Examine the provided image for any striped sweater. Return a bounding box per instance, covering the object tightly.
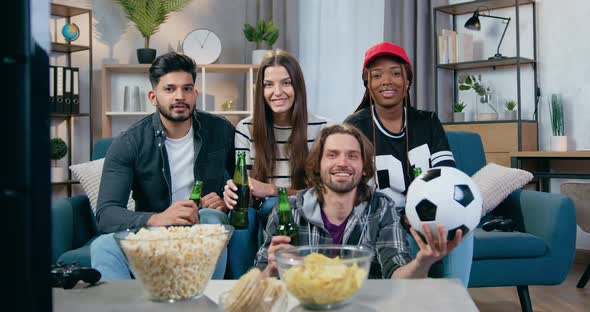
[234,113,332,188]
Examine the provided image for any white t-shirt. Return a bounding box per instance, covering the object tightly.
[165,127,195,202]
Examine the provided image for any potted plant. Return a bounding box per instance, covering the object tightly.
[50,137,68,182]
[503,99,517,120]
[459,74,498,121]
[116,0,193,64]
[453,101,467,122]
[549,93,567,151]
[243,19,279,64]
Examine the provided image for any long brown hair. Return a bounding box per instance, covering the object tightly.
[305,124,376,206]
[252,50,309,189]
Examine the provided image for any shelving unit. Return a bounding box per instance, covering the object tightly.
[101,64,258,137]
[50,3,93,196]
[433,0,538,167]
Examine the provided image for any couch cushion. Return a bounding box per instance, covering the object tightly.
[56,236,97,267]
[69,158,135,215]
[473,228,547,260]
[472,163,533,216]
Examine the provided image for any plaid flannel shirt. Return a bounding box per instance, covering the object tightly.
[254,188,413,278]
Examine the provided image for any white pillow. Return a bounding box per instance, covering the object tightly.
[69,158,135,214]
[472,163,533,216]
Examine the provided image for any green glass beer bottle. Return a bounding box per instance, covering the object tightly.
[413,167,423,178]
[189,180,203,207]
[276,187,298,245]
[230,152,250,229]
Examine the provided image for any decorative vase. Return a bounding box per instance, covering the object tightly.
[550,135,568,151]
[504,110,517,120]
[137,48,156,64]
[51,166,65,182]
[252,49,270,64]
[477,94,498,121]
[453,112,465,122]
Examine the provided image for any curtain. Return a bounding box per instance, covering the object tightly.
[298,0,385,122]
[384,0,448,112]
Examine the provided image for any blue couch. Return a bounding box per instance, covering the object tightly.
[51,138,237,276]
[447,131,576,312]
[51,139,112,267]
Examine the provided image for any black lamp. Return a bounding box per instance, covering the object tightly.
[464,8,511,60]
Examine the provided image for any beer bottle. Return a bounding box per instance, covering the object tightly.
[413,167,423,178]
[230,152,250,229]
[276,187,298,245]
[189,180,203,207]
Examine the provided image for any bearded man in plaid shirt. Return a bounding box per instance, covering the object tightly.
[254,124,464,279]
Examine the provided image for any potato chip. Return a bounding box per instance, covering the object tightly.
[283,252,367,305]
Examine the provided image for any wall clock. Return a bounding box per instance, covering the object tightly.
[182,28,222,65]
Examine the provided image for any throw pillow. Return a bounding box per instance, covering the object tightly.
[472,162,533,216]
[69,158,135,214]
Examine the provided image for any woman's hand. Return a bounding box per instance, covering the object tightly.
[223,179,239,210]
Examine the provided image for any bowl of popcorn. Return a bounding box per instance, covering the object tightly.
[275,245,373,310]
[114,224,232,302]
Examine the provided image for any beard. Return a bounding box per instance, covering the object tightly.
[156,99,194,122]
[321,171,362,194]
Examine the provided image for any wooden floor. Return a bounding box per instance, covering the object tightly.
[469,253,589,311]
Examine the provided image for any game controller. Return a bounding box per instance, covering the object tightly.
[482,217,516,232]
[50,263,101,289]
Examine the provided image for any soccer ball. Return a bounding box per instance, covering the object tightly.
[405,166,482,240]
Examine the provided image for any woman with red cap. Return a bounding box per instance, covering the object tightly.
[344,41,474,286]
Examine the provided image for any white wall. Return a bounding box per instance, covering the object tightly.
[451,0,590,250]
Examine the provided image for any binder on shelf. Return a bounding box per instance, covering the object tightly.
[71,67,80,114]
[56,66,64,113]
[64,67,72,114]
[49,66,56,113]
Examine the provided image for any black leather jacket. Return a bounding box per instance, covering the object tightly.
[96,110,235,233]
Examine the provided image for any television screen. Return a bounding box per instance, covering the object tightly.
[1,1,52,310]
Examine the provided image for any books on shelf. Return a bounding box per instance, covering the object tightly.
[49,65,80,114]
[438,29,474,64]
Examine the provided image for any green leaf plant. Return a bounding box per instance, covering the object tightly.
[50,138,68,161]
[243,19,279,49]
[116,0,193,49]
[549,94,565,136]
[453,101,467,113]
[504,99,517,111]
[459,74,496,113]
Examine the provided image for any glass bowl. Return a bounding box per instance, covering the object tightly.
[275,244,373,310]
[114,224,233,302]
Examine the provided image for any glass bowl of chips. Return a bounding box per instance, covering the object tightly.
[114,224,232,302]
[275,245,373,310]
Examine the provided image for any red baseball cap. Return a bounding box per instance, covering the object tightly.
[362,41,412,77]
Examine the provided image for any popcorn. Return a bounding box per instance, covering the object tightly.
[118,224,229,301]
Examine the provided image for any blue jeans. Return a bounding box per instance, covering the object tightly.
[406,230,474,286]
[258,197,279,248]
[225,207,259,279]
[90,208,229,280]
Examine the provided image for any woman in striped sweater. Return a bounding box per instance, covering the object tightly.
[222,50,330,277]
